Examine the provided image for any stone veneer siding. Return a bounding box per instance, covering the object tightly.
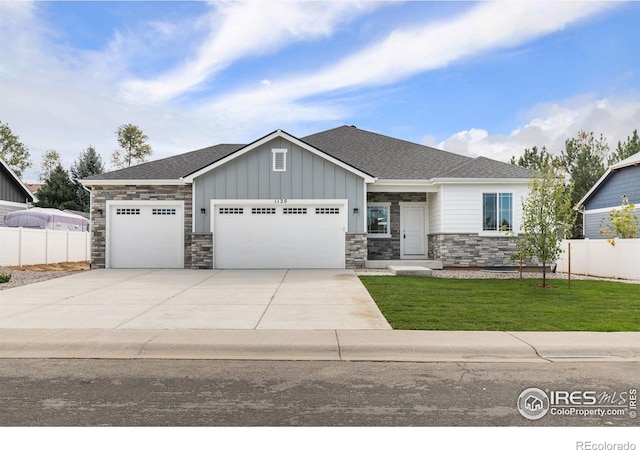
[428,233,524,267]
[345,232,367,269]
[191,232,213,269]
[90,184,193,268]
[366,192,427,260]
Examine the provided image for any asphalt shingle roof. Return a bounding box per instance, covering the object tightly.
[86,126,534,181]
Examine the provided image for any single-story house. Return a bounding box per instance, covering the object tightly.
[0,158,35,227]
[577,151,640,239]
[81,126,534,269]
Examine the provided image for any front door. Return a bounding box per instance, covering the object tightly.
[401,204,426,258]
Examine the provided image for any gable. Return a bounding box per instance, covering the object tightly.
[583,165,640,210]
[0,159,34,203]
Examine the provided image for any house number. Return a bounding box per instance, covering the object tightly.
[274,199,288,204]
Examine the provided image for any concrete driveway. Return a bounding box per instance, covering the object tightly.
[0,269,391,330]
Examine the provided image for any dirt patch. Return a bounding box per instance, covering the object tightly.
[7,261,90,272]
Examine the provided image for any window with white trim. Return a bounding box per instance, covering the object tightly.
[272,148,287,172]
[367,202,391,237]
[482,193,513,231]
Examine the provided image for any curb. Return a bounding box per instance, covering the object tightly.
[0,330,639,362]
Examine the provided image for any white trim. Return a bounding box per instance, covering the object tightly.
[81,179,188,186]
[366,202,391,238]
[183,129,376,183]
[582,205,628,215]
[271,148,287,172]
[368,183,439,193]
[105,200,185,269]
[0,159,35,202]
[0,199,29,208]
[399,202,428,259]
[434,178,531,185]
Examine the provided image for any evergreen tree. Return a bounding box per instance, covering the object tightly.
[36,164,78,210]
[70,146,105,212]
[509,146,557,172]
[608,129,640,166]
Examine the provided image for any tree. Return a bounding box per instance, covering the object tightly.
[36,164,78,210]
[599,196,638,244]
[509,146,557,172]
[111,124,152,169]
[70,146,105,213]
[608,129,640,166]
[40,149,62,181]
[519,165,575,287]
[0,121,32,177]
[559,131,608,238]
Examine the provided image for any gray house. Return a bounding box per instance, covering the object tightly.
[578,151,640,239]
[0,158,35,226]
[81,126,534,269]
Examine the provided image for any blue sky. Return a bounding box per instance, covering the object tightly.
[1,1,639,182]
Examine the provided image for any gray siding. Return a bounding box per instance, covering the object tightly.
[0,166,30,204]
[585,166,640,210]
[584,211,609,239]
[194,137,365,233]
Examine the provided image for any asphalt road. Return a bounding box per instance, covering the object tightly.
[0,359,638,427]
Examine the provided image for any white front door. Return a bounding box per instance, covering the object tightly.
[401,204,426,258]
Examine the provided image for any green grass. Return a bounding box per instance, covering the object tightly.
[359,276,640,331]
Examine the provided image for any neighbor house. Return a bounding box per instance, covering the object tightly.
[81,126,534,269]
[0,158,35,226]
[577,151,640,239]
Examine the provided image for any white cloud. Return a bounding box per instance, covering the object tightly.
[437,96,640,161]
[120,1,377,103]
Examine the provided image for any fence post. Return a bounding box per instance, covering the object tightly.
[66,230,70,263]
[567,241,571,289]
[18,227,23,267]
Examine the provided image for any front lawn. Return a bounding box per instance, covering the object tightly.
[359,276,640,331]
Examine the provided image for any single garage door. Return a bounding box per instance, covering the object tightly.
[213,200,346,269]
[108,201,184,268]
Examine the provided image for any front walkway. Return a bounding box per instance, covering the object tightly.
[0,269,391,330]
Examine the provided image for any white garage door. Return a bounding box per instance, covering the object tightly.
[213,200,346,269]
[108,201,184,268]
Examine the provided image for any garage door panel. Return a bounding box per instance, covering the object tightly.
[109,203,184,269]
[214,202,345,269]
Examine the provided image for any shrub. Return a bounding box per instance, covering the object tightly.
[0,272,11,283]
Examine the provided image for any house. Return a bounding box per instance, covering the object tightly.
[81,126,534,269]
[0,158,35,227]
[577,151,640,239]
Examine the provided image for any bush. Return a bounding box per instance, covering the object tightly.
[0,272,11,283]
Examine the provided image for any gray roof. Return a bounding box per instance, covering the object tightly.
[86,125,534,181]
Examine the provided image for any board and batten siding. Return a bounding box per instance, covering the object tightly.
[1,168,30,204]
[193,137,365,233]
[584,166,640,210]
[440,184,529,234]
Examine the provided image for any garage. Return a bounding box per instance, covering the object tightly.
[107,201,184,268]
[212,200,346,269]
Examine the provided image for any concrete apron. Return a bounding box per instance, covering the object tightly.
[0,269,391,331]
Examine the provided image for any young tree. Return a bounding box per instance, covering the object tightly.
[519,165,575,287]
[608,129,640,166]
[509,146,557,172]
[111,124,152,169]
[599,196,638,244]
[559,131,608,238]
[70,145,105,213]
[0,121,32,177]
[40,149,62,181]
[36,164,78,210]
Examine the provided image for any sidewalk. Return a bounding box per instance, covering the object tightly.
[1,329,638,362]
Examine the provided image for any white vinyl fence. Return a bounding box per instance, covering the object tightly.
[0,227,90,266]
[556,239,640,281]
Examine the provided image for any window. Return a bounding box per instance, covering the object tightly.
[483,193,512,231]
[272,148,287,172]
[367,203,390,237]
[315,207,340,215]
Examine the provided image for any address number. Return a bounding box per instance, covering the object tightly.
[274,199,288,204]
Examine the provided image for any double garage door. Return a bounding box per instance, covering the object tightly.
[107,200,346,269]
[213,200,346,269]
